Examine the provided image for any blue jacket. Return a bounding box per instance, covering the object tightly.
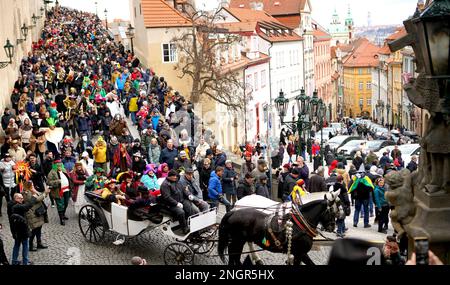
[159,147,178,169]
[214,153,227,167]
[151,115,160,130]
[374,186,388,208]
[116,75,126,90]
[141,174,160,190]
[208,171,223,200]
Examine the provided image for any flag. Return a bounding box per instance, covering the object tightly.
[348,175,374,194]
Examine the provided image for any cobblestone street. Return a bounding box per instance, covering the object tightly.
[0,190,392,265]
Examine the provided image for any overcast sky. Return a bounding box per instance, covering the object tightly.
[57,0,418,27]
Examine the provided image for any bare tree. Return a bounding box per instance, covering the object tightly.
[172,5,245,111]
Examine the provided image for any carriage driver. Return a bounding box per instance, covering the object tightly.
[160,170,197,234]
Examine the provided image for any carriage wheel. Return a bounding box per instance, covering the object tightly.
[186,226,218,254]
[164,242,195,265]
[78,204,108,243]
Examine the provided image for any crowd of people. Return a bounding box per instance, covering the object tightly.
[0,5,432,267]
[0,6,251,265]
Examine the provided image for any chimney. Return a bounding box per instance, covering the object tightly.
[250,2,264,11]
[220,0,231,8]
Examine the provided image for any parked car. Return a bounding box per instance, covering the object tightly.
[336,139,367,159]
[349,140,396,158]
[326,135,361,153]
[329,122,345,134]
[375,143,421,166]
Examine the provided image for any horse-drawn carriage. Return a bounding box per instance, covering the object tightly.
[76,189,218,265]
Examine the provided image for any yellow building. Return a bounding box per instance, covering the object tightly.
[380,28,407,127]
[342,38,380,118]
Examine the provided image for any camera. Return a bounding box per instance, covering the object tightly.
[414,237,429,265]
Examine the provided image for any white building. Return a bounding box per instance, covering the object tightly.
[217,6,304,141]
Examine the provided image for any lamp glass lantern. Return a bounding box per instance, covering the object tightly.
[40,7,45,16]
[21,23,29,39]
[127,24,135,37]
[32,14,38,25]
[3,39,15,63]
[413,0,450,78]
[309,90,320,119]
[275,90,289,120]
[295,88,308,115]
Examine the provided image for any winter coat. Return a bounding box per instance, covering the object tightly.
[8,147,27,162]
[406,160,418,172]
[240,161,255,180]
[148,143,161,164]
[70,169,88,202]
[23,190,46,230]
[222,167,237,195]
[335,168,351,189]
[214,153,227,167]
[296,165,310,189]
[159,147,178,169]
[141,174,160,190]
[47,169,73,199]
[0,159,17,188]
[208,171,223,200]
[374,186,389,208]
[160,179,186,208]
[93,145,107,163]
[179,175,203,200]
[199,166,212,191]
[255,183,270,199]
[237,180,254,200]
[173,157,192,172]
[8,200,35,240]
[283,174,298,198]
[307,174,327,193]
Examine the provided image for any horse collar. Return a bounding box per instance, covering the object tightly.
[291,208,318,238]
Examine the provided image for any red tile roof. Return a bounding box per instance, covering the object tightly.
[272,15,300,29]
[141,0,191,28]
[229,0,307,16]
[378,45,391,55]
[313,24,331,42]
[223,7,302,43]
[343,38,380,68]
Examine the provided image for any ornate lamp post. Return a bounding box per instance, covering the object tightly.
[386,102,391,127]
[16,23,29,45]
[377,100,385,125]
[0,39,15,69]
[386,0,450,264]
[359,99,363,117]
[275,88,315,161]
[104,9,108,30]
[127,24,135,54]
[397,103,403,128]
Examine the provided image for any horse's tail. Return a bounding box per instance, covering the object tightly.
[218,211,234,263]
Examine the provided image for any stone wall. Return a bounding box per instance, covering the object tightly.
[0,0,44,112]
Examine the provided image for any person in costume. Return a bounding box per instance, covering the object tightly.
[46,160,72,226]
[92,136,108,172]
[63,94,78,138]
[118,171,140,200]
[101,179,126,205]
[69,162,89,202]
[290,179,308,206]
[85,167,107,193]
[348,172,375,228]
[140,165,160,192]
[111,143,132,177]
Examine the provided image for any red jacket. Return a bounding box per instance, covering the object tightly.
[312,144,320,156]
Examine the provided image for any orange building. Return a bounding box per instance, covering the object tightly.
[342,38,380,118]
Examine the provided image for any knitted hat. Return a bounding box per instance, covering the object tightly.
[296,179,305,186]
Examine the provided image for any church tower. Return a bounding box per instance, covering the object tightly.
[345,5,354,41]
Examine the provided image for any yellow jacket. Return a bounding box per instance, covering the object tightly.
[129,97,138,112]
[93,145,107,163]
[291,185,306,204]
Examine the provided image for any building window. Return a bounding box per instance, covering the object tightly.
[261,70,266,88]
[162,43,177,63]
[366,82,371,89]
[246,74,253,90]
[359,98,364,107]
[358,68,363,75]
[367,99,372,106]
[139,4,142,15]
[134,6,137,17]
[367,68,371,74]
[359,81,363,90]
[254,72,259,91]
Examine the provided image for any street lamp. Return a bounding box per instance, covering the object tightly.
[127,23,135,54]
[359,99,363,116]
[17,23,29,44]
[397,103,403,128]
[0,39,15,69]
[40,7,45,16]
[376,100,385,125]
[386,102,391,127]
[413,0,450,79]
[31,14,39,25]
[104,9,108,30]
[328,103,332,122]
[274,88,326,164]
